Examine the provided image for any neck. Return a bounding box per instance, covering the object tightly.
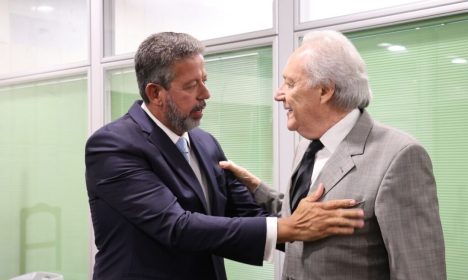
[146,102,185,136]
[304,106,351,140]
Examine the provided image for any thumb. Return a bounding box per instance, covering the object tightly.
[304,183,324,202]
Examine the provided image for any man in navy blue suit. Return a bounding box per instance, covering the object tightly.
[85,32,364,280]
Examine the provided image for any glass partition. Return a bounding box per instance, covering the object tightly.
[0,75,89,280]
[299,0,454,23]
[348,13,468,279]
[104,0,274,56]
[0,0,88,76]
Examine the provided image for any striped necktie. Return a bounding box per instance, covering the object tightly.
[176,137,190,162]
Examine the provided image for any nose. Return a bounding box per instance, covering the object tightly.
[199,83,210,100]
[274,85,285,102]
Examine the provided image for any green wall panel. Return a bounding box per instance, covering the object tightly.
[349,14,468,280]
[0,76,89,279]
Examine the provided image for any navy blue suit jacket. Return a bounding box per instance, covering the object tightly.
[85,101,269,280]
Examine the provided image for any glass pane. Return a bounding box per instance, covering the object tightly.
[108,67,138,121]
[348,13,468,279]
[0,75,89,279]
[0,0,88,76]
[300,0,433,22]
[104,0,274,56]
[203,47,273,186]
[108,46,274,279]
[205,46,274,280]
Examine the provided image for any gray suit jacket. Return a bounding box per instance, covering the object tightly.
[255,110,446,280]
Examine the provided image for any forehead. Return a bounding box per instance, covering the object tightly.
[283,50,307,79]
[172,54,206,76]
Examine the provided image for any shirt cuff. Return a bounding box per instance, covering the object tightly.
[263,217,277,262]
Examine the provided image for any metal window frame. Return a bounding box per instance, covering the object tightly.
[1,1,467,279]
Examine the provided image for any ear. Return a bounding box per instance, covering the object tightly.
[145,83,165,106]
[320,82,335,104]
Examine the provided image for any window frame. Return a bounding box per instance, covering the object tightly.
[0,0,467,279]
[294,0,468,33]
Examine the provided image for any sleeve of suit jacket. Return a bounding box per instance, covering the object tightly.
[253,183,284,215]
[375,143,446,279]
[85,123,267,265]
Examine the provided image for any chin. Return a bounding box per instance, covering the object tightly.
[287,119,297,131]
[185,118,201,131]
[287,123,298,131]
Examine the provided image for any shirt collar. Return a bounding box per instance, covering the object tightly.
[320,109,360,154]
[141,102,190,146]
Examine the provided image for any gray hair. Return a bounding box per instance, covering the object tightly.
[134,32,205,103]
[301,30,371,109]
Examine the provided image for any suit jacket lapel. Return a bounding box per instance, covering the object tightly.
[313,110,373,196]
[128,101,209,213]
[188,132,217,214]
[314,146,356,196]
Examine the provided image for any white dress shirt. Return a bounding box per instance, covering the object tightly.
[311,109,360,187]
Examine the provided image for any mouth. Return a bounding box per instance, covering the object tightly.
[190,102,206,119]
[284,105,292,113]
[194,102,206,112]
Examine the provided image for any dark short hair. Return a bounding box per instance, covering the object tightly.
[134,32,205,103]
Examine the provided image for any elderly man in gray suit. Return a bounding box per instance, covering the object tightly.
[220,30,446,279]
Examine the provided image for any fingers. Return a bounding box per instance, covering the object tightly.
[326,214,365,228]
[325,226,356,235]
[304,183,325,202]
[320,202,365,220]
[219,160,232,169]
[218,160,261,191]
[320,199,357,209]
[304,183,356,208]
[296,197,365,230]
[317,208,365,237]
[319,216,365,238]
[304,183,362,210]
[219,160,244,176]
[288,199,366,241]
[339,208,365,221]
[297,200,364,225]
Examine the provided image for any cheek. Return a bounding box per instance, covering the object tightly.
[173,95,194,111]
[290,101,308,126]
[288,95,301,112]
[287,89,303,105]
[179,100,192,110]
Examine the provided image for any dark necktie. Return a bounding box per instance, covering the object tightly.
[290,140,324,212]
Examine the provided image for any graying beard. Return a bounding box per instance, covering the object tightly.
[166,96,199,132]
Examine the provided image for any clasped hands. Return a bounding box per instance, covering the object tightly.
[219,160,365,243]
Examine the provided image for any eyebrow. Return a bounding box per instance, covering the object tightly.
[282,75,295,82]
[183,77,206,87]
